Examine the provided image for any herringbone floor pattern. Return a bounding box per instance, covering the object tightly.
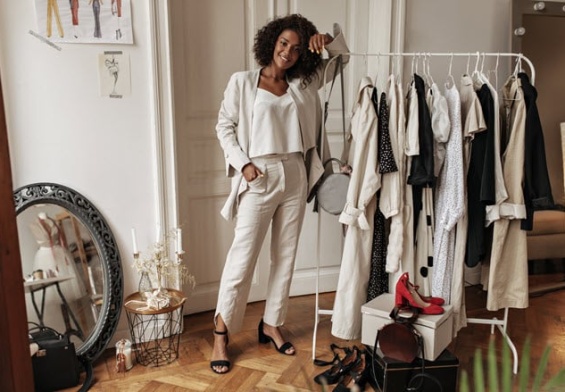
[69,272,565,391]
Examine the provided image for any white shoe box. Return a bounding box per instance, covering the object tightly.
[361,293,453,361]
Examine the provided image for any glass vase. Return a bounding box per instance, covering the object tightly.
[138,271,152,300]
[155,264,168,298]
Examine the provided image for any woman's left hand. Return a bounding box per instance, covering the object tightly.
[309,33,333,54]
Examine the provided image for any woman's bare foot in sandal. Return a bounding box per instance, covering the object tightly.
[210,316,230,374]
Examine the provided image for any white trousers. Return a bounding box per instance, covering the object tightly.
[215,153,307,333]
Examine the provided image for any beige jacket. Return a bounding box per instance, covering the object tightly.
[216,24,349,220]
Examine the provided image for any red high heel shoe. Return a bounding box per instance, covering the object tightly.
[408,281,445,306]
[395,273,444,315]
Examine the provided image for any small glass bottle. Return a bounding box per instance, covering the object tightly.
[138,271,152,300]
[115,339,133,371]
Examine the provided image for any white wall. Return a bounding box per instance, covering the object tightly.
[404,0,512,85]
[0,1,159,344]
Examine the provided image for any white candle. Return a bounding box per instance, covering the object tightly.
[131,228,138,254]
[156,224,161,243]
[177,228,183,253]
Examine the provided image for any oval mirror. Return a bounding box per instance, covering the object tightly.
[14,183,123,365]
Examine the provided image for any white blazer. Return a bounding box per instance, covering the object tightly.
[216,24,349,220]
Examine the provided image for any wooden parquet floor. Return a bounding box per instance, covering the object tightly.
[68,273,565,391]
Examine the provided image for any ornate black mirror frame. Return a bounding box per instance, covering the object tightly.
[13,182,123,364]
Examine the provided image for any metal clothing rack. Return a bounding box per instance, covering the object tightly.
[313,51,535,374]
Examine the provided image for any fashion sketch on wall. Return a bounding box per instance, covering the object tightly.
[98,51,130,98]
[34,0,133,44]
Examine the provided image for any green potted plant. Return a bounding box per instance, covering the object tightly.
[459,337,565,391]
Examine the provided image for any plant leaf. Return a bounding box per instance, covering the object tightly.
[518,336,531,392]
[460,370,470,392]
[532,345,551,391]
[488,338,499,392]
[474,348,486,392]
[543,369,565,391]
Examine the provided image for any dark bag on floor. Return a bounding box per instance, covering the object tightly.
[29,323,80,392]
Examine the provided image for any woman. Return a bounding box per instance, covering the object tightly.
[212,14,348,374]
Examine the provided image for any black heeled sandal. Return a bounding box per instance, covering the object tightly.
[332,350,369,392]
[314,345,359,385]
[210,330,231,374]
[258,319,295,355]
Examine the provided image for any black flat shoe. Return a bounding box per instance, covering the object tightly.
[314,345,359,385]
[258,319,295,355]
[210,330,231,374]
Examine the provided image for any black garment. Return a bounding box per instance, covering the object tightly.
[368,203,388,301]
[517,72,554,231]
[367,90,394,301]
[407,74,435,187]
[465,84,495,267]
[408,74,435,238]
[377,91,398,174]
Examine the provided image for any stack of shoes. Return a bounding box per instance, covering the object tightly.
[313,345,375,391]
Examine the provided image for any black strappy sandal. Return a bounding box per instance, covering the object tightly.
[258,319,295,355]
[313,345,359,385]
[210,330,231,374]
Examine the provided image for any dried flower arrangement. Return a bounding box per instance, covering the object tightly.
[131,227,196,300]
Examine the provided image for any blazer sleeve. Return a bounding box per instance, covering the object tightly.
[216,73,252,176]
[314,23,350,89]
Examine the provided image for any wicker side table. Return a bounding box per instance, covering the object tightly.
[124,289,185,367]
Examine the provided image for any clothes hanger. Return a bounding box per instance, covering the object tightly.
[445,53,455,89]
[407,54,417,91]
[479,52,488,79]
[425,53,435,87]
[421,53,428,84]
[487,53,500,90]
[375,53,381,92]
[471,51,485,84]
[395,54,403,86]
[503,54,523,101]
[389,53,397,85]
[465,53,471,76]
[513,54,524,76]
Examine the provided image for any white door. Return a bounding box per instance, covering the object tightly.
[169,0,397,314]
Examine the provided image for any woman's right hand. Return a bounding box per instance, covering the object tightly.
[242,163,264,182]
[309,33,333,54]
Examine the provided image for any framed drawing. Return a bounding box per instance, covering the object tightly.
[98,51,130,98]
[34,0,133,44]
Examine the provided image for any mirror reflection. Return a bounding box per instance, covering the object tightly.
[17,204,105,350]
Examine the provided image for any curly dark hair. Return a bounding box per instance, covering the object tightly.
[253,14,322,86]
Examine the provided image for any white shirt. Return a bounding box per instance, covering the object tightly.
[249,89,302,158]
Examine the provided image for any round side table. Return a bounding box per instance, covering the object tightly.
[124,289,186,367]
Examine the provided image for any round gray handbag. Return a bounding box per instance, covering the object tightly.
[317,158,351,215]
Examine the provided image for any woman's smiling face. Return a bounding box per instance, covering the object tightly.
[271,29,301,71]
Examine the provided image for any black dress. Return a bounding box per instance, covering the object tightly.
[367,90,397,301]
